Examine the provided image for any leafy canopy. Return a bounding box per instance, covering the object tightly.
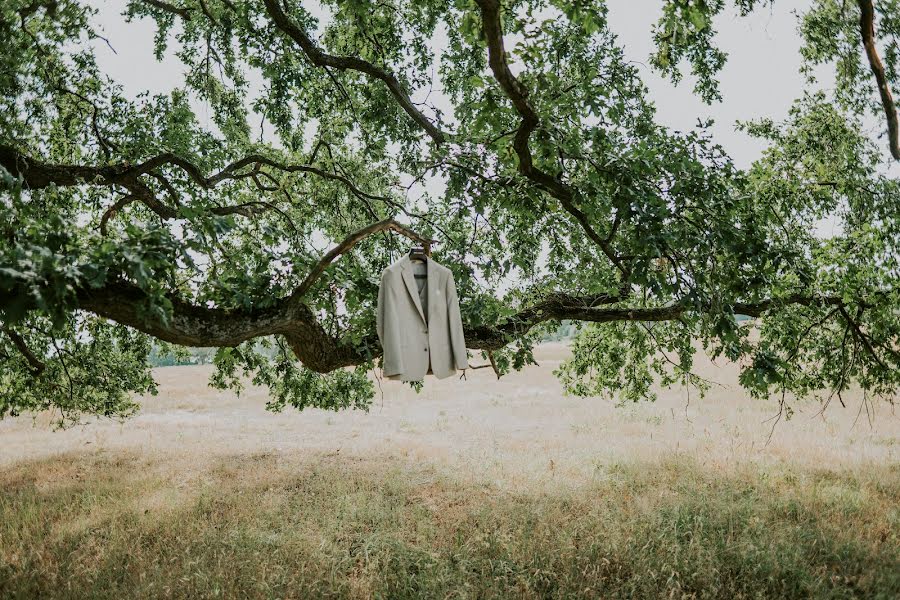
[1,0,898,425]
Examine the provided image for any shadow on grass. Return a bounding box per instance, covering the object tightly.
[1,450,898,599]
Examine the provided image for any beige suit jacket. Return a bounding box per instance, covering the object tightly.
[376,255,469,381]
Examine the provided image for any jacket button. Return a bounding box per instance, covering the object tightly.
[424,348,428,352]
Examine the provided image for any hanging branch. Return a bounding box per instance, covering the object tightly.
[260,0,446,144]
[2,326,45,375]
[474,0,628,277]
[63,269,862,375]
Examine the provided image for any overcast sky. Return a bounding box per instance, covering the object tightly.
[82,1,845,287]
[88,0,823,170]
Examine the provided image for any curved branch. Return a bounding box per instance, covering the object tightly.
[2,326,45,375]
[858,0,900,160]
[292,218,436,299]
[474,0,626,275]
[138,0,445,143]
[0,145,389,230]
[1,144,386,235]
[100,194,143,235]
[0,144,386,200]
[260,0,445,144]
[119,152,393,204]
[204,154,391,201]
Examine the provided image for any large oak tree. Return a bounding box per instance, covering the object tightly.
[1,0,898,424]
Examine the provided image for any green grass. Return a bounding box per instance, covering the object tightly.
[1,452,898,599]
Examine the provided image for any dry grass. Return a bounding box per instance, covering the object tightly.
[1,343,899,598]
[1,451,898,599]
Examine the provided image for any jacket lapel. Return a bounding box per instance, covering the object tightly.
[400,255,427,324]
[426,256,438,329]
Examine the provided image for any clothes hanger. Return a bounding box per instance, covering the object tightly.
[408,244,430,277]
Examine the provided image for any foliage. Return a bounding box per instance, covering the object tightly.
[0,0,898,422]
[0,314,153,427]
[209,339,375,412]
[148,342,216,367]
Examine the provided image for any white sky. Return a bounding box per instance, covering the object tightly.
[88,0,825,170]
[83,0,841,286]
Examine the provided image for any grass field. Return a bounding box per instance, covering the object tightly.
[2,344,899,598]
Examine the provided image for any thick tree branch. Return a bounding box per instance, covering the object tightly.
[858,0,900,160]
[63,267,851,374]
[260,0,445,144]
[74,278,364,373]
[474,0,627,276]
[0,145,385,199]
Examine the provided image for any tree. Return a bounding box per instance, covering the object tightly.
[1,0,897,424]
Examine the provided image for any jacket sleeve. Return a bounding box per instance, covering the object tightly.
[376,269,404,375]
[445,272,469,370]
[376,269,387,344]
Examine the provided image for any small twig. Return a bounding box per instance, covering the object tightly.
[762,391,786,448]
[487,350,500,379]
